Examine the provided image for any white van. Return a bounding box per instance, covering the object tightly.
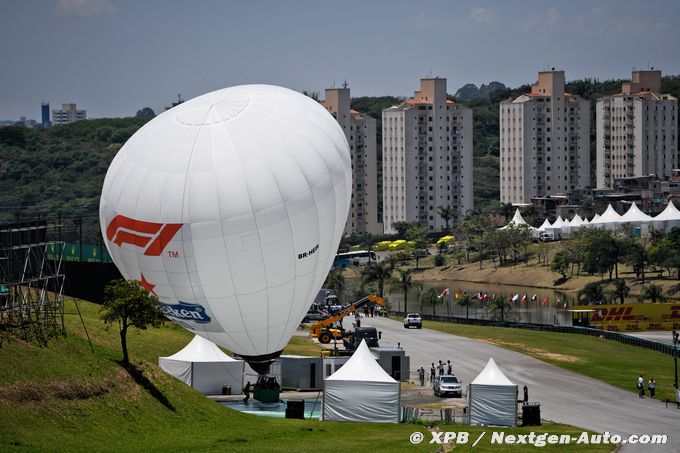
[539,232,555,242]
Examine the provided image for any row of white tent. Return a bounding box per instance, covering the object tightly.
[160,335,519,426]
[504,201,680,237]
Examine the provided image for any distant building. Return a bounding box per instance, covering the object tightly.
[321,85,382,235]
[51,103,86,125]
[596,69,678,189]
[41,102,51,128]
[500,69,590,204]
[165,94,184,111]
[382,77,473,233]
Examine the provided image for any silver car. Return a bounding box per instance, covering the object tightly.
[403,313,422,329]
[434,375,462,397]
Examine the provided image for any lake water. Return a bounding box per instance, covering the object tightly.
[386,279,576,325]
[221,399,322,419]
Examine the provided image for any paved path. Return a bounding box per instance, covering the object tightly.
[628,331,677,345]
[360,315,680,453]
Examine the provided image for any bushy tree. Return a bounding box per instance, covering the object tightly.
[360,261,394,297]
[101,279,165,366]
[550,251,570,280]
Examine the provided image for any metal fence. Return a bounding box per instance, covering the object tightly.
[394,312,680,358]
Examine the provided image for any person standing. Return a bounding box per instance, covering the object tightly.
[242,381,251,404]
[446,360,452,375]
[648,378,656,399]
[637,375,645,398]
[438,360,445,376]
[430,363,436,385]
[418,366,425,386]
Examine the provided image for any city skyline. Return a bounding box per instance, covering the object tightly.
[1,0,680,120]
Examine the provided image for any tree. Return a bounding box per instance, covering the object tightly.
[436,205,454,232]
[392,220,417,238]
[389,269,422,313]
[101,279,166,366]
[550,251,570,280]
[406,224,429,268]
[421,288,438,316]
[458,294,473,319]
[135,107,155,118]
[324,267,345,301]
[302,90,320,102]
[360,261,394,297]
[577,282,606,305]
[499,202,515,222]
[641,284,665,304]
[609,279,630,305]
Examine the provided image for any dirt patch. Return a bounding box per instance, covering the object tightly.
[477,339,581,363]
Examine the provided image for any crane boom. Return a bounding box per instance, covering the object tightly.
[309,294,384,338]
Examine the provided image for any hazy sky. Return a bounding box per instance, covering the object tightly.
[2,0,679,119]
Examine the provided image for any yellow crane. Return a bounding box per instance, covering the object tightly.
[309,294,385,344]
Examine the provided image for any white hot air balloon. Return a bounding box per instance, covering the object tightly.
[100,85,351,373]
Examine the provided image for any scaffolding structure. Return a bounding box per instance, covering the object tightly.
[0,220,65,345]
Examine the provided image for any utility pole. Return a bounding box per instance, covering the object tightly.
[672,330,679,391]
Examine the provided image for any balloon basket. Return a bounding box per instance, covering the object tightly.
[253,386,280,403]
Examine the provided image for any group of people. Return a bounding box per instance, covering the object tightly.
[636,375,656,399]
[416,360,454,386]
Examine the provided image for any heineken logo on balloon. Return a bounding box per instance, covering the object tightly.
[100,84,352,375]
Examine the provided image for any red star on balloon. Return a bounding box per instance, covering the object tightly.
[140,273,158,296]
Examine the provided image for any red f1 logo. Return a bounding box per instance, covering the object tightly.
[106,215,182,256]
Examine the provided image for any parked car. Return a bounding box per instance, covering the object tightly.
[434,375,462,398]
[403,313,422,329]
[539,232,555,242]
[301,307,328,323]
[410,249,431,258]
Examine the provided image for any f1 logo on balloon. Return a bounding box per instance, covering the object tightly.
[106,214,182,256]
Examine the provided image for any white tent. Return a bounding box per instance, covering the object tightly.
[591,204,621,230]
[546,216,564,238]
[322,340,400,423]
[652,202,680,231]
[159,335,244,395]
[501,209,527,229]
[563,214,583,236]
[619,202,652,234]
[467,358,518,427]
[537,218,552,231]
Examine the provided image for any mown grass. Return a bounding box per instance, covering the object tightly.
[0,298,611,452]
[422,320,677,401]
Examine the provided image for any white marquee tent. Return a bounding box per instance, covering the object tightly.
[652,202,680,231]
[322,340,400,423]
[468,358,518,427]
[501,209,528,229]
[537,218,552,231]
[159,335,244,395]
[590,204,622,230]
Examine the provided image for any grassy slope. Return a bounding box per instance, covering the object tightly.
[0,298,610,452]
[421,320,677,401]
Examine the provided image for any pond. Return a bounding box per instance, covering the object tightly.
[385,279,576,325]
[221,399,322,419]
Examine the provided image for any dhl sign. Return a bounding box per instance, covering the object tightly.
[575,302,680,332]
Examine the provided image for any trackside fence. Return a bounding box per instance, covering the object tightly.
[393,312,680,358]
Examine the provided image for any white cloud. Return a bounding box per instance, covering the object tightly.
[468,7,497,24]
[56,0,117,17]
[522,8,561,31]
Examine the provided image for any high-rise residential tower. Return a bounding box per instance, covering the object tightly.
[596,69,678,188]
[321,85,382,235]
[51,103,86,125]
[500,70,590,204]
[382,77,473,234]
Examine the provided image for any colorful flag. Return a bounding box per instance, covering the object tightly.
[542,295,548,306]
[563,302,568,309]
[440,288,449,297]
[555,296,561,307]
[531,294,537,302]
[481,293,488,301]
[491,293,496,300]
[511,294,519,302]
[520,294,527,303]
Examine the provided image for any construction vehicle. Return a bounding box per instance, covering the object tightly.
[309,294,385,345]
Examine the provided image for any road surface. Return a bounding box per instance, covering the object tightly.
[359,315,680,452]
[628,331,677,345]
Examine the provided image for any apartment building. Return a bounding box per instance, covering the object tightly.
[51,103,86,125]
[321,85,382,235]
[500,70,590,204]
[382,77,473,234]
[596,69,678,188]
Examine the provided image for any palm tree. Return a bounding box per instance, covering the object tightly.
[360,261,394,298]
[499,202,515,222]
[324,267,345,301]
[389,269,422,313]
[578,282,606,305]
[302,90,320,102]
[458,294,473,319]
[437,205,454,233]
[641,284,665,304]
[421,288,438,316]
[609,279,630,305]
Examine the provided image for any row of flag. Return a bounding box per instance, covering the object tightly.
[437,288,568,308]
